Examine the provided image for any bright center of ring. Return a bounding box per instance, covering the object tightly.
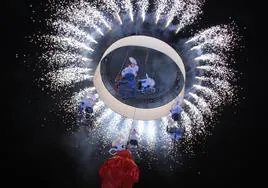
[94,35,186,120]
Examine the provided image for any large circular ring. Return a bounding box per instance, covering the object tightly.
[94,35,185,120]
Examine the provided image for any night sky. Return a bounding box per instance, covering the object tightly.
[5,0,261,187]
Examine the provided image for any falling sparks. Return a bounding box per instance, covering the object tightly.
[194,53,228,66]
[33,0,241,167]
[154,0,167,24]
[49,36,94,52]
[72,87,96,104]
[193,84,221,107]
[43,51,93,68]
[175,0,204,33]
[196,65,234,80]
[97,108,113,124]
[146,121,156,140]
[188,92,211,116]
[94,0,122,25]
[118,0,134,22]
[184,99,204,126]
[93,100,105,112]
[47,67,93,90]
[105,113,123,139]
[121,118,133,136]
[195,76,234,101]
[64,1,111,31]
[136,0,149,22]
[187,25,237,53]
[137,120,145,135]
[52,20,98,44]
[165,0,186,28]
[96,28,104,36]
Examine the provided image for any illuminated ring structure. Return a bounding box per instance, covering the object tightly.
[94,35,185,120]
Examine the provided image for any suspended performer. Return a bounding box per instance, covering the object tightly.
[166,125,185,141]
[138,73,155,93]
[109,134,126,155]
[121,57,139,80]
[127,128,139,149]
[170,101,183,122]
[77,95,97,123]
[119,57,139,99]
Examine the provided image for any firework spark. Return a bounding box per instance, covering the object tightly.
[33,0,240,162]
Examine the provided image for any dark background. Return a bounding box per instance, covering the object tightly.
[4,0,262,187]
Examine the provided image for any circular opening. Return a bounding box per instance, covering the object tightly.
[94,35,185,120]
[100,46,184,108]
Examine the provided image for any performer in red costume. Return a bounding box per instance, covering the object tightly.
[99,149,140,188]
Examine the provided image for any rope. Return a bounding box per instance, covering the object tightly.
[144,50,149,73]
[114,49,130,82]
[126,120,134,148]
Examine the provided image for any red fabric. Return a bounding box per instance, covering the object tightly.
[99,150,140,188]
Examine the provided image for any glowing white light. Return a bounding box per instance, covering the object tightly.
[146,121,156,140]
[154,0,168,24]
[136,0,149,22]
[48,67,93,89]
[175,0,203,33]
[98,0,122,25]
[65,2,111,30]
[97,108,113,123]
[72,87,96,102]
[195,76,206,81]
[106,113,123,136]
[137,120,145,134]
[193,84,221,105]
[180,111,192,134]
[93,101,105,113]
[155,14,160,24]
[110,113,122,126]
[50,36,94,52]
[116,13,123,25]
[39,0,239,150]
[118,0,134,22]
[81,57,92,62]
[121,118,133,135]
[94,93,99,99]
[194,53,227,66]
[184,99,204,126]
[165,0,186,28]
[101,19,112,30]
[43,51,92,67]
[97,28,104,36]
[129,10,134,22]
[189,92,211,115]
[185,25,236,52]
[161,117,169,126]
[190,45,202,51]
[52,20,98,44]
[196,77,233,101]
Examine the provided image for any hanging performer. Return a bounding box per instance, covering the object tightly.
[166,125,185,141]
[121,57,139,79]
[127,128,139,149]
[119,57,139,99]
[170,101,183,122]
[166,99,185,140]
[109,134,126,155]
[77,94,97,124]
[138,73,155,94]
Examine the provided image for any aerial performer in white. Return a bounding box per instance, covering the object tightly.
[138,73,156,93]
[121,57,139,79]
